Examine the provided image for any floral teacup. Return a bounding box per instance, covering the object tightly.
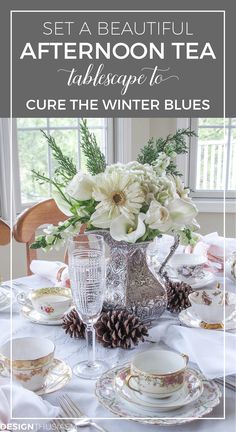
[0,337,55,391]
[189,289,236,324]
[168,253,207,284]
[125,349,189,398]
[17,287,72,319]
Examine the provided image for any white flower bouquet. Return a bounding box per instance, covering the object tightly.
[31,120,199,252]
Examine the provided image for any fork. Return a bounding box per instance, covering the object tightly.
[57,394,108,432]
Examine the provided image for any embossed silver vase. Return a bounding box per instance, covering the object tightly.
[95,231,167,325]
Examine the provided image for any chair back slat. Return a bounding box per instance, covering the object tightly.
[0,219,11,246]
[13,199,67,275]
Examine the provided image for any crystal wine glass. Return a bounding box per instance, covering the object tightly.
[68,233,108,379]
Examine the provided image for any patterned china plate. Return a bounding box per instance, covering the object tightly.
[36,358,72,395]
[0,287,11,311]
[188,271,215,289]
[114,367,203,412]
[21,305,63,325]
[179,307,236,331]
[171,271,215,289]
[95,363,221,425]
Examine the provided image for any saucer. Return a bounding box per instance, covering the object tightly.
[36,358,72,395]
[188,271,215,289]
[114,367,203,412]
[179,307,236,330]
[21,305,63,325]
[171,270,215,289]
[96,363,221,425]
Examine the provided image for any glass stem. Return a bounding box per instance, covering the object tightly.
[86,323,96,367]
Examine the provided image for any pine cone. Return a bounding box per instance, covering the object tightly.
[62,309,86,339]
[166,280,193,313]
[95,310,148,349]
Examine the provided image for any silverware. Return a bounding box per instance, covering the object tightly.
[214,378,236,392]
[57,394,107,432]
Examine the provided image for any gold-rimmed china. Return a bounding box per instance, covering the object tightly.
[17,287,72,319]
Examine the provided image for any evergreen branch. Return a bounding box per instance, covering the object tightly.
[41,130,77,182]
[80,119,106,175]
[137,128,197,175]
[32,170,72,206]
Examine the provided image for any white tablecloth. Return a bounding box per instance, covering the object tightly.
[0,274,235,432]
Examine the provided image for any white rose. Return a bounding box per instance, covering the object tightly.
[66,172,94,201]
[145,200,171,233]
[110,213,146,243]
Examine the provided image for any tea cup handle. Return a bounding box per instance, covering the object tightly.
[125,373,140,393]
[181,354,189,365]
[16,291,32,308]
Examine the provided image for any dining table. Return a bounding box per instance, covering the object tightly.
[0,272,235,432]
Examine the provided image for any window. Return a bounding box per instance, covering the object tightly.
[13,118,113,213]
[188,118,236,200]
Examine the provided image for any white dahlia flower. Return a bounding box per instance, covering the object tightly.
[91,171,145,228]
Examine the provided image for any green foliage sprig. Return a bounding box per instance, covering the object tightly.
[137,128,197,175]
[42,130,77,183]
[80,119,106,175]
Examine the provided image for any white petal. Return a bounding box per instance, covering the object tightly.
[53,191,73,216]
[90,208,112,229]
[66,172,94,200]
[110,213,146,243]
[168,198,198,227]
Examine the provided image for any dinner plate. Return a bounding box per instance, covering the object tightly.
[21,305,63,325]
[95,363,221,425]
[179,307,236,331]
[114,367,203,412]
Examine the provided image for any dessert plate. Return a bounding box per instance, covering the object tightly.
[95,363,221,425]
[21,305,63,325]
[179,307,236,331]
[114,367,203,412]
[36,358,72,395]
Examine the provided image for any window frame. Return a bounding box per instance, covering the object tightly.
[176,118,236,213]
[12,118,114,215]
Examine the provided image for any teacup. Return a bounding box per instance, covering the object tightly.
[125,349,189,398]
[0,337,55,391]
[168,253,207,284]
[17,287,72,319]
[189,289,236,324]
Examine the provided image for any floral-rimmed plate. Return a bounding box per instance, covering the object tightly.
[95,363,221,425]
[114,367,203,412]
[179,307,236,331]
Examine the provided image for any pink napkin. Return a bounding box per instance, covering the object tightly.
[186,232,236,272]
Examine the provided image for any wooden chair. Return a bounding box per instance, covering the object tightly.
[13,199,67,275]
[0,219,11,246]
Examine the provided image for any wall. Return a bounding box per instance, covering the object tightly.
[0,117,235,280]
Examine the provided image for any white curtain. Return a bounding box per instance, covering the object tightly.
[0,118,16,224]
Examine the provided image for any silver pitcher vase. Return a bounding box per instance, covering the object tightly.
[95,231,168,325]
